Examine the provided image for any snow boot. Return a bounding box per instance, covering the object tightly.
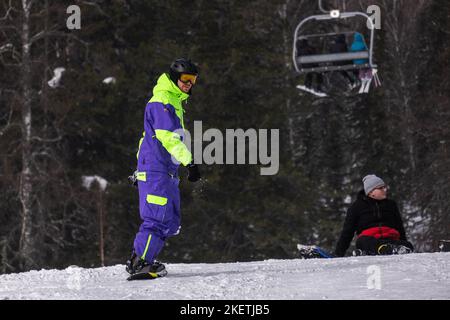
[438,240,450,252]
[126,250,143,275]
[377,244,394,255]
[392,245,412,254]
[377,244,412,255]
[352,249,365,256]
[348,79,359,90]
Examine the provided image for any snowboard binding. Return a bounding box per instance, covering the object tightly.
[297,244,334,259]
[377,244,412,255]
[126,251,168,280]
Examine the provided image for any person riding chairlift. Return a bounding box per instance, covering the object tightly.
[350,33,372,83]
[297,39,325,94]
[330,34,358,89]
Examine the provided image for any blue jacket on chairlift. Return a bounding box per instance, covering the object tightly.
[350,33,368,65]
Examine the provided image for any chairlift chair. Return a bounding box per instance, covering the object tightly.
[292,0,381,96]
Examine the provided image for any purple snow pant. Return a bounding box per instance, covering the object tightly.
[133,172,181,264]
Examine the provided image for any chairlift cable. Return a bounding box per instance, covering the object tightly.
[318,0,347,14]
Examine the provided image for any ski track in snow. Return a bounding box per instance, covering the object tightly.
[0,253,449,300]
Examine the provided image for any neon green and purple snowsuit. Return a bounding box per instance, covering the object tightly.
[133,73,192,264]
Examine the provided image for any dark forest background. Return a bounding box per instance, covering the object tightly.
[0,0,449,273]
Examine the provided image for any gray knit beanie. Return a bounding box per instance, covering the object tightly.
[362,174,385,195]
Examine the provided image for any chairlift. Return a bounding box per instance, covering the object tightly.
[293,0,381,96]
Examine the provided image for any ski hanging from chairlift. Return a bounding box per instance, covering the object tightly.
[293,0,382,97]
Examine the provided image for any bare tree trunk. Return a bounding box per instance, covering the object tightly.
[1,238,7,274]
[279,0,307,164]
[98,190,105,267]
[280,2,295,160]
[19,0,34,269]
[382,0,429,172]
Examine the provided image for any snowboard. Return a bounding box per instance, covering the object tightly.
[358,78,373,94]
[297,244,334,259]
[127,269,168,281]
[296,85,328,97]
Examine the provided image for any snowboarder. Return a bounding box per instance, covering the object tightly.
[334,174,414,257]
[126,58,201,280]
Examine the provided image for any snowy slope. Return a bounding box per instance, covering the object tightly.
[1,253,449,300]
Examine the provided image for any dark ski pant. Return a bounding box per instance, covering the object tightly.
[133,172,181,264]
[356,236,414,255]
[301,62,323,90]
[340,71,355,84]
[305,72,323,90]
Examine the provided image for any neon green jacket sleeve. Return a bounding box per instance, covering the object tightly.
[155,129,192,166]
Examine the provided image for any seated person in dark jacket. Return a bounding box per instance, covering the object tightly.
[297,39,324,92]
[330,34,356,87]
[334,174,414,257]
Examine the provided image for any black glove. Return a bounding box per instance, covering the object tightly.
[128,170,138,187]
[187,163,201,182]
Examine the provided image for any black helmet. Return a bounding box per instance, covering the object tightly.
[169,58,199,84]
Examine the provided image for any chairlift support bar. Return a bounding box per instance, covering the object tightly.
[298,63,371,74]
[298,31,356,40]
[292,12,376,73]
[298,51,369,64]
[318,0,329,13]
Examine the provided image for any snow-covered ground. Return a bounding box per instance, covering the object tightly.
[1,253,449,300]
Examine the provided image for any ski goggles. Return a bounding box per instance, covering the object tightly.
[179,73,198,85]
